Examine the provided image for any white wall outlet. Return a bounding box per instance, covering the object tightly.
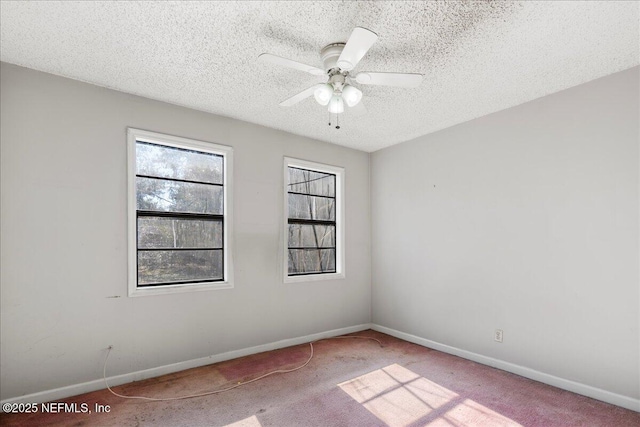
[494,329,503,343]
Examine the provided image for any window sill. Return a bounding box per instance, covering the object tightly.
[284,272,345,284]
[128,281,233,297]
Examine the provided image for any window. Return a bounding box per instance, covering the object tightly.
[284,158,344,282]
[127,128,233,296]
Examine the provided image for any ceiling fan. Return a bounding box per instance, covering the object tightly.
[258,27,423,119]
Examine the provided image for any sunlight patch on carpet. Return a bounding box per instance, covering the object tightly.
[223,415,263,427]
[338,363,521,427]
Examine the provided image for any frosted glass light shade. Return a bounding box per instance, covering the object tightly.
[328,95,344,114]
[314,84,333,106]
[342,84,362,107]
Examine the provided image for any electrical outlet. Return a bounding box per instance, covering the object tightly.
[494,329,503,343]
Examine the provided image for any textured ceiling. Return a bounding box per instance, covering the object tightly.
[1,1,638,152]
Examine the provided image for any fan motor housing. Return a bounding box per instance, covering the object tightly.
[320,43,346,72]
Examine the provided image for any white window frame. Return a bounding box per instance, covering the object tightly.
[127,128,234,297]
[284,157,345,283]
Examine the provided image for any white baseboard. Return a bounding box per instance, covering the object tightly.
[371,324,640,412]
[4,323,638,413]
[1,323,372,406]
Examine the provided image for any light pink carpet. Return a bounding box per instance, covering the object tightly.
[1,330,638,426]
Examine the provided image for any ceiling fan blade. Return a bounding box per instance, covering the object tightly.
[279,84,323,107]
[337,27,378,71]
[258,53,325,76]
[355,72,423,88]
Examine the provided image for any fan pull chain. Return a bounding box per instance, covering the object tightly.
[328,112,341,130]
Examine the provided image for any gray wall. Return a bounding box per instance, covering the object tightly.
[2,60,638,404]
[371,67,639,400]
[0,63,371,400]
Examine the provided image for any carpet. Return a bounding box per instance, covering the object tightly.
[1,330,638,426]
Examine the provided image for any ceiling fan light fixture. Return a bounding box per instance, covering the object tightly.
[260,26,422,123]
[342,84,362,107]
[328,95,344,114]
[314,83,333,106]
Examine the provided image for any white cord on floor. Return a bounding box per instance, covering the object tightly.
[103,335,382,402]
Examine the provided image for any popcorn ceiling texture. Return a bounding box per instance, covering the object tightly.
[1,1,638,152]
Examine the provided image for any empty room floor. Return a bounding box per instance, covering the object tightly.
[1,330,638,427]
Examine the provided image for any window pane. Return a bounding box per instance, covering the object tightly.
[138,249,223,285]
[288,194,335,220]
[288,167,335,197]
[138,217,222,249]
[137,142,223,184]
[288,249,336,275]
[288,224,335,248]
[137,177,223,214]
